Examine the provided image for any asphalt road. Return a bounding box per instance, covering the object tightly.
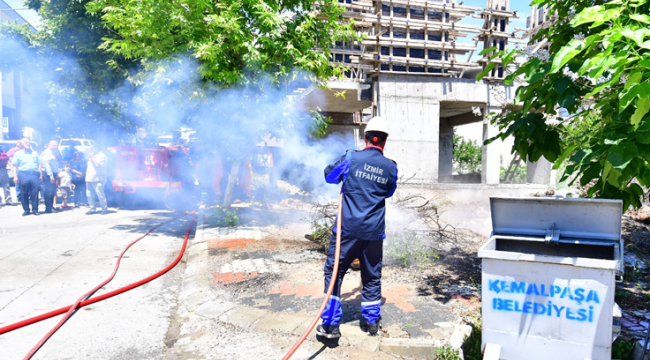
[0,202,195,360]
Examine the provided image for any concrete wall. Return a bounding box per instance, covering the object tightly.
[378,75,491,185]
[395,183,549,236]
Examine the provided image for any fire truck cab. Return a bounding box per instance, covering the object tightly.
[109,145,190,207]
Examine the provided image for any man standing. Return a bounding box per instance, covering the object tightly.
[7,140,23,203]
[40,140,62,213]
[86,143,108,215]
[11,138,42,216]
[0,144,11,206]
[70,151,87,206]
[317,116,398,339]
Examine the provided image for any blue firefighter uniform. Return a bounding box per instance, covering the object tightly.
[321,146,398,327]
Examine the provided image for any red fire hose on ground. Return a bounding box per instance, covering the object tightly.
[282,191,343,360]
[0,212,196,360]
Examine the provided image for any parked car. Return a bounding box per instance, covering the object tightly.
[59,138,94,158]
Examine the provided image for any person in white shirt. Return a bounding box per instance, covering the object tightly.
[85,143,109,215]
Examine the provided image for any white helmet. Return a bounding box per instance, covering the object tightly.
[365,116,390,136]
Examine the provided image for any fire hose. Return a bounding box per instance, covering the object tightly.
[0,212,196,360]
[282,190,343,360]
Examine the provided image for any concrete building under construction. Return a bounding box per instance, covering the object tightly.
[294,0,553,204]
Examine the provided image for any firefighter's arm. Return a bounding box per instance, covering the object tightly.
[386,163,398,198]
[324,153,350,184]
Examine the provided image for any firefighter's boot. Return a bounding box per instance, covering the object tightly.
[316,325,341,339]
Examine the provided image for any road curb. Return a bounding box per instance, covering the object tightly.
[180,206,235,317]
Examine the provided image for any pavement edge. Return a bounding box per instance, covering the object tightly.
[179,205,235,318]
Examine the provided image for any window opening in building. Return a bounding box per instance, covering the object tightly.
[393,64,407,72]
[428,31,442,42]
[428,49,442,60]
[410,48,425,59]
[393,5,407,18]
[393,30,406,39]
[410,7,424,20]
[411,29,425,40]
[427,10,442,21]
[381,46,390,56]
[393,47,407,57]
[409,65,425,73]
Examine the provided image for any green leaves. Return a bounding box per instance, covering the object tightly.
[607,142,638,170]
[621,27,650,46]
[478,0,650,209]
[479,46,497,55]
[571,5,604,26]
[632,97,650,127]
[477,63,495,81]
[630,14,650,23]
[551,39,585,73]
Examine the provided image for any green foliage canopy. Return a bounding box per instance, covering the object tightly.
[483,0,650,208]
[86,0,356,87]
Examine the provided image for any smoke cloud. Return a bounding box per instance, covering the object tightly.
[1,32,355,202]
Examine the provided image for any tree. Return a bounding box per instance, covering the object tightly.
[0,0,138,139]
[453,133,482,174]
[482,0,650,209]
[86,0,357,207]
[28,0,139,138]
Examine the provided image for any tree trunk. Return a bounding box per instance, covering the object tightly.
[223,160,241,210]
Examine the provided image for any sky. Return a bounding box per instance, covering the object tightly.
[3,0,40,28]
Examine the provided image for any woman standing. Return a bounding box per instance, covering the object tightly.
[70,151,87,207]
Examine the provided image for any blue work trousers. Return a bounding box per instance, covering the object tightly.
[321,232,383,326]
[43,173,57,212]
[18,171,39,213]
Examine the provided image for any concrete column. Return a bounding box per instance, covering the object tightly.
[482,107,502,185]
[380,78,440,184]
[527,157,553,185]
[438,120,453,177]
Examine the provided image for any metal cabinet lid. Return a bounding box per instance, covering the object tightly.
[490,197,623,243]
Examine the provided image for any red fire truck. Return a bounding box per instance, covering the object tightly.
[108,145,190,207]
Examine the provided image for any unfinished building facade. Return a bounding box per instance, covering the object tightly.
[294,0,552,200]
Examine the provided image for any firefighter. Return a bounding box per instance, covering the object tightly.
[317,116,398,339]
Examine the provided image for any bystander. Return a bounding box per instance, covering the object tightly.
[11,138,42,216]
[70,151,87,207]
[40,140,62,214]
[86,143,109,215]
[0,144,11,206]
[7,140,23,203]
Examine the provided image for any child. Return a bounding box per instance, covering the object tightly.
[58,164,73,210]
